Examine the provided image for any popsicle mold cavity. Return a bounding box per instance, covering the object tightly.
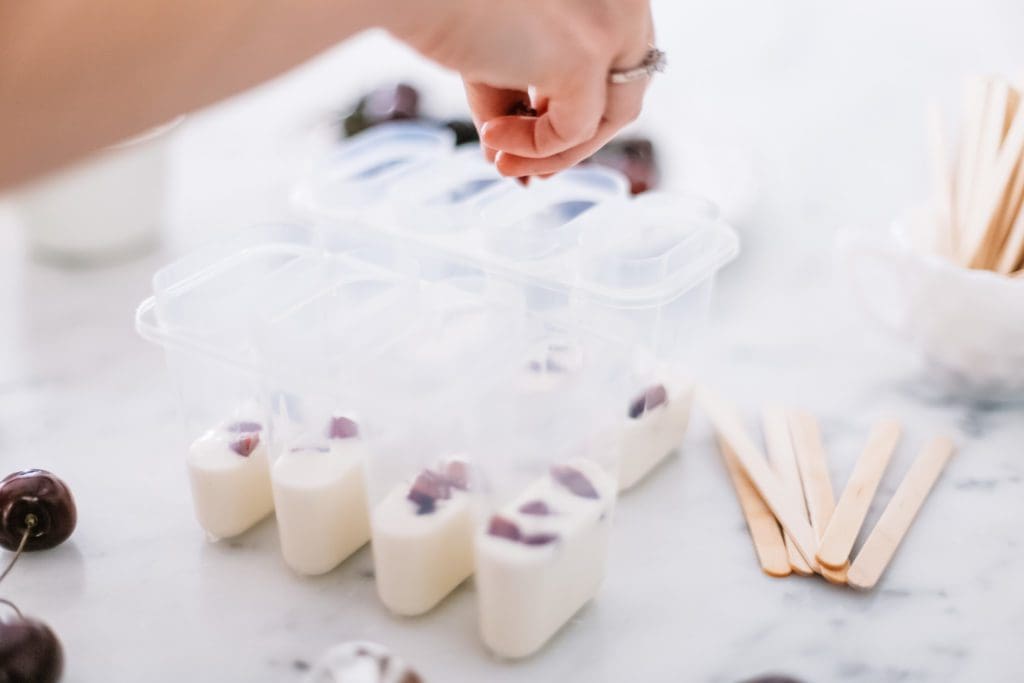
[371,458,475,616]
[186,420,274,539]
[272,420,370,576]
[293,123,455,214]
[618,379,694,491]
[476,459,617,658]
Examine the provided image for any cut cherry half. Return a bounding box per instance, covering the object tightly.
[0,470,77,553]
[407,470,452,515]
[518,500,553,516]
[628,384,669,419]
[550,466,600,500]
[521,533,559,546]
[229,434,260,457]
[328,416,360,440]
[487,515,522,541]
[443,461,469,491]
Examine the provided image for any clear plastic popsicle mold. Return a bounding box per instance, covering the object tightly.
[291,122,456,217]
[293,127,738,364]
[136,223,328,541]
[137,121,740,658]
[256,258,423,576]
[467,327,639,658]
[383,146,513,235]
[358,286,528,616]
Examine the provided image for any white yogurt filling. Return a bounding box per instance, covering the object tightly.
[186,420,274,540]
[272,426,370,576]
[618,379,694,491]
[371,458,474,616]
[476,459,617,658]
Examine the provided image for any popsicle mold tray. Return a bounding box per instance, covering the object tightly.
[135,121,739,658]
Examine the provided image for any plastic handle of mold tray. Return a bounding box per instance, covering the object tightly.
[134,296,262,373]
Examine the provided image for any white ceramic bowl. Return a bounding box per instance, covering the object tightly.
[12,117,183,265]
[840,207,1024,401]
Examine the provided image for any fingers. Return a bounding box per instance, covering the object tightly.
[463,81,529,163]
[480,62,607,160]
[492,79,647,177]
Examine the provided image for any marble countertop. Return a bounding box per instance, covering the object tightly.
[2,2,1023,681]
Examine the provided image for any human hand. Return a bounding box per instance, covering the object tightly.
[381,0,655,178]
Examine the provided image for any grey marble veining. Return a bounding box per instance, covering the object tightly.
[2,2,1024,681]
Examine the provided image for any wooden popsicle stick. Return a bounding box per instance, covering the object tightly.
[696,387,819,571]
[788,411,835,537]
[716,435,791,578]
[965,99,1024,266]
[848,437,956,590]
[977,78,1009,173]
[789,410,848,584]
[981,157,1024,269]
[762,406,813,576]
[969,76,1010,259]
[997,191,1024,273]
[926,102,956,257]
[816,419,902,570]
[820,562,849,585]
[955,76,991,255]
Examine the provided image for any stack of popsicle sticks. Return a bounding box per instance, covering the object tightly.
[929,75,1024,276]
[697,387,956,590]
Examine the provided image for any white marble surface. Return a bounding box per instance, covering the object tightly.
[2,1,1024,681]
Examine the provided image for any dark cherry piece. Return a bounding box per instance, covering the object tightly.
[443,119,479,146]
[518,500,552,516]
[407,490,435,516]
[342,83,421,137]
[521,533,559,546]
[407,470,452,515]
[550,466,600,499]
[507,101,539,118]
[443,461,469,491]
[0,615,64,683]
[410,471,451,501]
[328,416,360,440]
[487,515,522,542]
[0,470,77,552]
[587,137,660,195]
[229,434,260,457]
[226,421,261,434]
[628,384,669,419]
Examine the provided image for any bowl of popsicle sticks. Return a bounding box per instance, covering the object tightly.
[841,75,1024,400]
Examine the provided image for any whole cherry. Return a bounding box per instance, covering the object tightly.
[0,469,76,683]
[0,470,77,552]
[0,601,64,683]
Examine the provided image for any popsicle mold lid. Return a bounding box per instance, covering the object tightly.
[292,123,739,311]
[291,121,456,216]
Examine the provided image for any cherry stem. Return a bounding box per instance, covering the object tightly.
[0,598,23,620]
[0,514,36,586]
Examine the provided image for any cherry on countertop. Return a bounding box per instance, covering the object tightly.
[0,612,64,683]
[0,470,76,552]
